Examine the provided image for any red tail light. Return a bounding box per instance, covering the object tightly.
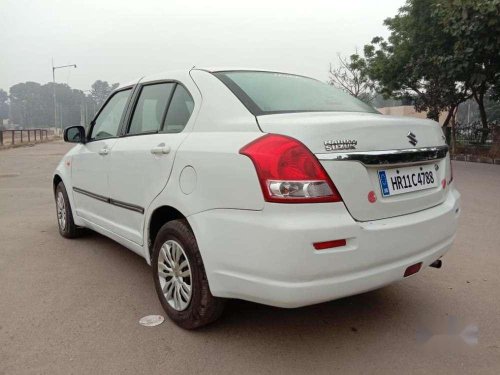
[240,134,342,203]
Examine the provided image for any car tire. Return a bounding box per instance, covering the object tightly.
[55,182,82,238]
[152,219,225,329]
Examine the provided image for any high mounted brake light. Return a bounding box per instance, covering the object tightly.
[240,134,342,203]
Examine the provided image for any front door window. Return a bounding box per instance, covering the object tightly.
[90,89,131,140]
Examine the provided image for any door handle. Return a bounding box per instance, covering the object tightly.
[150,144,171,155]
[98,147,110,156]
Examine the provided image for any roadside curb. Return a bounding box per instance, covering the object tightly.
[452,154,500,165]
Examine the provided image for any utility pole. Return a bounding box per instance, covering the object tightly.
[52,59,77,133]
[82,89,92,128]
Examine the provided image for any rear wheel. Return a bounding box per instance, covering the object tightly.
[152,219,225,329]
[55,182,82,238]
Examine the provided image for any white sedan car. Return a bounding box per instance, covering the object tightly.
[54,68,460,329]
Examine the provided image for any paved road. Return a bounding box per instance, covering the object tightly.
[1,141,499,374]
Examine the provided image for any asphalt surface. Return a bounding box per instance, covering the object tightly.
[1,141,499,374]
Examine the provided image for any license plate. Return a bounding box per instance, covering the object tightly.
[378,164,438,197]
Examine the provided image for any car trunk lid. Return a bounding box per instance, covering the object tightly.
[256,112,450,221]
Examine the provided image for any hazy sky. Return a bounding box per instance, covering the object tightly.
[0,0,403,91]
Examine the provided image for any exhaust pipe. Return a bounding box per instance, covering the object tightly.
[430,259,442,269]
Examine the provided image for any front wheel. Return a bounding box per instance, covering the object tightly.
[152,220,225,329]
[55,182,82,238]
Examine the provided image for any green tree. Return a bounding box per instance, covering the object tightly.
[9,82,45,127]
[9,82,84,128]
[434,0,500,142]
[90,80,119,107]
[0,89,9,123]
[6,80,120,129]
[363,0,471,127]
[328,53,375,104]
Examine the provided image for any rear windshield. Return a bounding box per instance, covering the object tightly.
[213,71,378,116]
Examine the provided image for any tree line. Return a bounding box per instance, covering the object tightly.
[329,0,500,143]
[0,80,119,130]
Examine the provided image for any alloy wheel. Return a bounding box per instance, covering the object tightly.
[157,240,192,311]
[56,191,66,230]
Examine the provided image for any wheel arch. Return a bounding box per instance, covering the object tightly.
[148,205,193,260]
[52,172,85,228]
[53,174,63,195]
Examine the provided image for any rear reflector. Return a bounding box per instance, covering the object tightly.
[404,262,422,277]
[313,239,347,250]
[368,190,377,203]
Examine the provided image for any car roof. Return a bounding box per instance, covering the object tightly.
[117,67,309,90]
[194,67,294,74]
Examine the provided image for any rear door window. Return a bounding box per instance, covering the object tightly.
[128,83,175,135]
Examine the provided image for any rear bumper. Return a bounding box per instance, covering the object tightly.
[188,187,460,308]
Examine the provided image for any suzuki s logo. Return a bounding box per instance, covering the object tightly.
[407,132,418,146]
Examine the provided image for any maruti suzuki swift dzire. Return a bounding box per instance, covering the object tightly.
[54,68,460,328]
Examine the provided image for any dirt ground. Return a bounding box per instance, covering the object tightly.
[1,141,499,374]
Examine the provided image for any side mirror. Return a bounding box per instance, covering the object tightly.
[64,125,86,144]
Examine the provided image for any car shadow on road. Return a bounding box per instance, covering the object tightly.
[78,229,429,348]
[218,286,411,333]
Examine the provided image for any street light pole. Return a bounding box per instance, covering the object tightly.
[52,59,77,133]
[81,90,94,128]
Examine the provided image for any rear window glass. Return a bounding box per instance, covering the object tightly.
[213,71,378,116]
